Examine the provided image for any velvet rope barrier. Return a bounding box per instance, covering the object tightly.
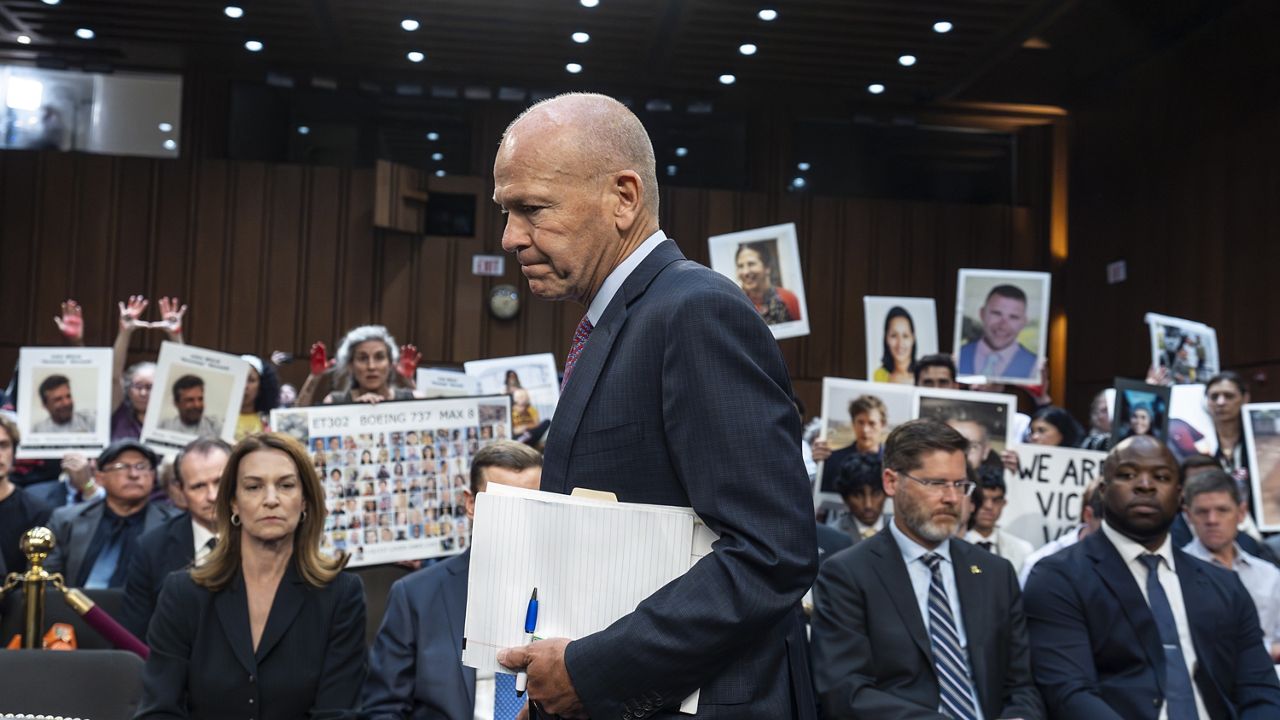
[54,581,150,659]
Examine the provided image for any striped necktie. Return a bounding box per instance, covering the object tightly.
[923,553,979,720]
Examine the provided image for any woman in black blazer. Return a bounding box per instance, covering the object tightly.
[136,433,366,719]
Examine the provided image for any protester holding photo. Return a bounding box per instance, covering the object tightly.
[109,295,186,441]
[1204,371,1261,529]
[235,354,281,440]
[297,325,420,406]
[734,241,799,324]
[872,306,917,384]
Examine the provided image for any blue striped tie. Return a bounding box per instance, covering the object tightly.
[923,553,979,720]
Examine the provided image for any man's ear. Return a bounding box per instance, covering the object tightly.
[610,171,643,233]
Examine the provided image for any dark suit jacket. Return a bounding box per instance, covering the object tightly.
[541,240,818,719]
[120,512,197,639]
[135,563,367,719]
[811,529,1044,719]
[815,523,853,565]
[363,550,475,720]
[44,497,175,586]
[1023,529,1280,720]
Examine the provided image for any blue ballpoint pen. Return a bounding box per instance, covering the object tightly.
[515,588,538,696]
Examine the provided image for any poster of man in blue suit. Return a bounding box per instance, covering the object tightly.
[954,269,1051,386]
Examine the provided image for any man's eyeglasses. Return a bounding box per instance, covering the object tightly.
[898,471,974,496]
[102,461,153,474]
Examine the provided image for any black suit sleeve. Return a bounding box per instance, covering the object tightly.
[361,579,416,720]
[120,543,160,640]
[996,558,1046,720]
[135,572,196,719]
[563,284,818,716]
[311,573,368,719]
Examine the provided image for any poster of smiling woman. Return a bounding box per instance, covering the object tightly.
[953,269,1051,386]
[708,222,810,340]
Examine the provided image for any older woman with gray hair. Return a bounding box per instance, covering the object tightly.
[296,325,420,406]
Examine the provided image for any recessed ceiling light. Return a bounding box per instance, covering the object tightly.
[41,0,60,5]
[16,35,31,45]
[797,162,811,171]
[791,176,807,189]
[426,131,440,141]
[401,19,419,31]
[718,74,736,85]
[867,83,885,94]
[758,9,778,21]
[739,43,757,56]
[431,152,444,161]
[666,165,677,176]
[407,51,425,63]
[435,169,446,177]
[224,6,244,19]
[75,28,95,40]
[898,54,917,67]
[244,39,263,52]
[572,31,590,43]
[298,126,310,135]
[566,62,583,74]
[158,122,173,133]
[675,147,688,157]
[933,21,953,34]
[163,139,177,151]
[580,0,599,7]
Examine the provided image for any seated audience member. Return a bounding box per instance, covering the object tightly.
[814,395,888,491]
[120,438,231,640]
[235,355,281,440]
[1026,406,1084,448]
[1168,454,1275,563]
[136,433,366,718]
[32,374,95,433]
[832,452,890,543]
[1181,469,1280,661]
[811,419,1044,720]
[0,413,52,573]
[964,465,1034,575]
[298,325,419,406]
[1023,435,1280,719]
[157,374,222,437]
[1019,479,1103,587]
[23,450,102,510]
[44,440,175,588]
[914,353,960,389]
[1079,390,1113,451]
[363,440,543,720]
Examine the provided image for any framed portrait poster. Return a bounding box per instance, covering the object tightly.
[1244,403,1280,531]
[813,377,916,513]
[863,296,938,385]
[1145,312,1220,385]
[953,269,1051,386]
[15,346,113,458]
[1110,378,1172,446]
[707,222,810,340]
[140,341,248,457]
[913,387,1018,470]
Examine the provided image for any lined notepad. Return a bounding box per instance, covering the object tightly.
[462,483,715,713]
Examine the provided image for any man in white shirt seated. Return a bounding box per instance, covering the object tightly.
[1019,478,1103,587]
[963,465,1033,575]
[1182,468,1280,662]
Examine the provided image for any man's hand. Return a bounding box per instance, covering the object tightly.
[61,453,94,494]
[155,296,188,338]
[353,393,386,405]
[1145,365,1172,387]
[397,343,421,381]
[309,342,335,377]
[54,299,84,344]
[498,637,585,718]
[811,438,832,462]
[118,295,149,333]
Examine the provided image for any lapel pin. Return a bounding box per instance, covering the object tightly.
[970,565,982,575]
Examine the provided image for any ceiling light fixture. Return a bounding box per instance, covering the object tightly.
[898,54,916,67]
[42,0,60,5]
[572,31,590,43]
[244,39,263,52]
[426,131,440,141]
[867,83,885,94]
[666,165,677,176]
[718,74,736,85]
[298,126,310,135]
[739,43,757,56]
[16,35,31,45]
[75,28,95,40]
[675,147,688,157]
[401,19,419,31]
[566,62,583,74]
[797,162,811,171]
[158,122,173,133]
[933,21,953,34]
[435,169,446,177]
[758,9,778,21]
[224,6,244,19]
[580,0,599,7]
[791,177,806,189]
[163,139,177,151]
[407,51,425,63]
[431,152,444,161]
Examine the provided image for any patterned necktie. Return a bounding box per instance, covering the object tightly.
[561,315,594,390]
[494,671,525,720]
[1138,554,1198,720]
[976,541,994,554]
[861,528,876,540]
[981,350,1001,377]
[922,553,979,720]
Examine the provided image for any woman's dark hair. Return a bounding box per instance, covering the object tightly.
[1031,405,1085,448]
[880,306,917,375]
[735,241,782,287]
[246,355,281,414]
[1205,371,1249,397]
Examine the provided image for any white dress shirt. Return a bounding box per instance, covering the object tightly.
[889,520,984,720]
[191,520,217,567]
[1183,538,1280,650]
[1101,521,1210,720]
[964,527,1034,575]
[585,230,668,326]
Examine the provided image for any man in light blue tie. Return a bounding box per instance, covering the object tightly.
[811,419,1044,719]
[1024,435,1280,719]
[956,285,1038,382]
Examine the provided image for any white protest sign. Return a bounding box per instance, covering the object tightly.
[1003,444,1107,547]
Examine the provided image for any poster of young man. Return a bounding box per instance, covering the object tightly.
[15,346,112,458]
[271,394,513,566]
[814,377,916,513]
[140,341,248,456]
[1002,444,1108,547]
[1243,403,1280,532]
[1145,312,1220,384]
[707,222,811,340]
[913,387,1018,471]
[953,269,1051,386]
[863,296,938,385]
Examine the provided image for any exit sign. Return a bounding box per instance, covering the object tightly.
[472,254,505,276]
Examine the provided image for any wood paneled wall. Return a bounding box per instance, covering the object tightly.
[0,149,1040,413]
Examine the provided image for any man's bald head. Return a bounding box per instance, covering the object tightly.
[500,93,659,218]
[1103,434,1177,479]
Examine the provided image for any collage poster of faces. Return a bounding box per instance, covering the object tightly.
[953,269,1051,386]
[708,222,811,340]
[15,346,113,458]
[863,296,938,385]
[1243,403,1280,532]
[272,394,512,567]
[140,341,248,457]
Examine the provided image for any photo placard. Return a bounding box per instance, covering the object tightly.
[913,388,1019,470]
[271,394,513,566]
[416,368,483,399]
[1145,312,1219,385]
[707,222,810,340]
[15,346,113,458]
[1110,378,1171,446]
[814,378,915,514]
[863,296,938,385]
[465,353,559,434]
[1243,403,1280,532]
[953,269,1051,386]
[140,341,248,456]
